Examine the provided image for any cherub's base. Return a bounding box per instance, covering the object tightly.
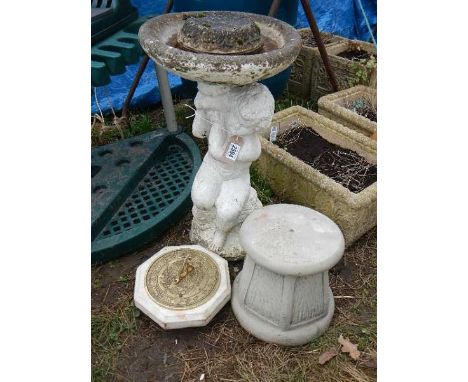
[190,188,262,261]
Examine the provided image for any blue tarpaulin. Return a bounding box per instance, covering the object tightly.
[91,0,376,115]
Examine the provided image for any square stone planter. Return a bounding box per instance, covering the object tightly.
[318,85,377,146]
[287,29,346,99]
[253,106,376,247]
[310,38,377,108]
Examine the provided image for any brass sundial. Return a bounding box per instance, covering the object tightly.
[145,248,221,310]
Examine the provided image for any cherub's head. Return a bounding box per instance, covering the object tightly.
[228,83,274,136]
[193,83,232,137]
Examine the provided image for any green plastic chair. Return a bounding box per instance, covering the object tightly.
[91,15,151,87]
[91,0,138,45]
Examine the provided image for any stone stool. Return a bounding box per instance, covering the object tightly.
[231,204,345,346]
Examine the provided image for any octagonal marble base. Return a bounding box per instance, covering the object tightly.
[134,245,231,329]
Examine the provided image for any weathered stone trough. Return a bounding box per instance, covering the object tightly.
[253,106,376,247]
[288,29,377,107]
[318,85,377,150]
[288,29,345,99]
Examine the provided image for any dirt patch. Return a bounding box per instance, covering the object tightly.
[276,125,377,193]
[343,98,377,123]
[91,102,376,382]
[92,208,377,381]
[337,49,376,62]
[354,104,377,122]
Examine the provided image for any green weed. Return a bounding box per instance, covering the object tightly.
[91,300,138,381]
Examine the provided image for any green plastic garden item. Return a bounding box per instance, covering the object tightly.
[91,16,152,87]
[91,0,139,45]
[91,129,201,264]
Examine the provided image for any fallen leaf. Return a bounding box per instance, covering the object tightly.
[318,348,339,365]
[338,334,361,360]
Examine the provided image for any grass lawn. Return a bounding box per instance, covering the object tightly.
[91,93,377,381]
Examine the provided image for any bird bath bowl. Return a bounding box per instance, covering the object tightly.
[139,11,301,85]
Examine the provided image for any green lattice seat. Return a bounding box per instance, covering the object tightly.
[91,130,201,264]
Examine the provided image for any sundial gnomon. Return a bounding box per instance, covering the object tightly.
[145,249,221,310]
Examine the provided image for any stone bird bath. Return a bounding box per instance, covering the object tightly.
[139,11,301,259]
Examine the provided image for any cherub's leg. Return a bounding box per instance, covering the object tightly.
[191,161,222,210]
[209,174,250,251]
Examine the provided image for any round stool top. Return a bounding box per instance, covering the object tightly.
[240,204,345,276]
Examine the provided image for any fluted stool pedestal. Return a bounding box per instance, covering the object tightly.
[231,204,345,346]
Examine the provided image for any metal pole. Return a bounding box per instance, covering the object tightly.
[300,0,339,92]
[268,0,283,17]
[120,0,175,124]
[155,63,178,133]
[163,0,174,14]
[121,55,149,122]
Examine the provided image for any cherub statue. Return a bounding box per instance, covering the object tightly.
[190,82,275,258]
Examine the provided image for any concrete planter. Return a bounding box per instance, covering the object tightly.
[288,29,346,99]
[318,85,377,146]
[310,38,377,107]
[288,29,377,109]
[253,106,376,247]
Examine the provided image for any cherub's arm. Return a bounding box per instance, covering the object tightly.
[192,110,212,139]
[208,123,229,161]
[236,132,261,162]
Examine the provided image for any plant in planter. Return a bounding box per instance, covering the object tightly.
[287,28,346,100]
[346,51,377,88]
[253,106,376,246]
[309,39,377,108]
[318,85,377,146]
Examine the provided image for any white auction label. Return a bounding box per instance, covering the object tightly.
[224,142,241,161]
[270,124,278,142]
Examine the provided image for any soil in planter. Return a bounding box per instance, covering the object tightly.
[346,99,377,122]
[302,33,340,47]
[356,105,377,122]
[337,48,376,62]
[276,124,377,193]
